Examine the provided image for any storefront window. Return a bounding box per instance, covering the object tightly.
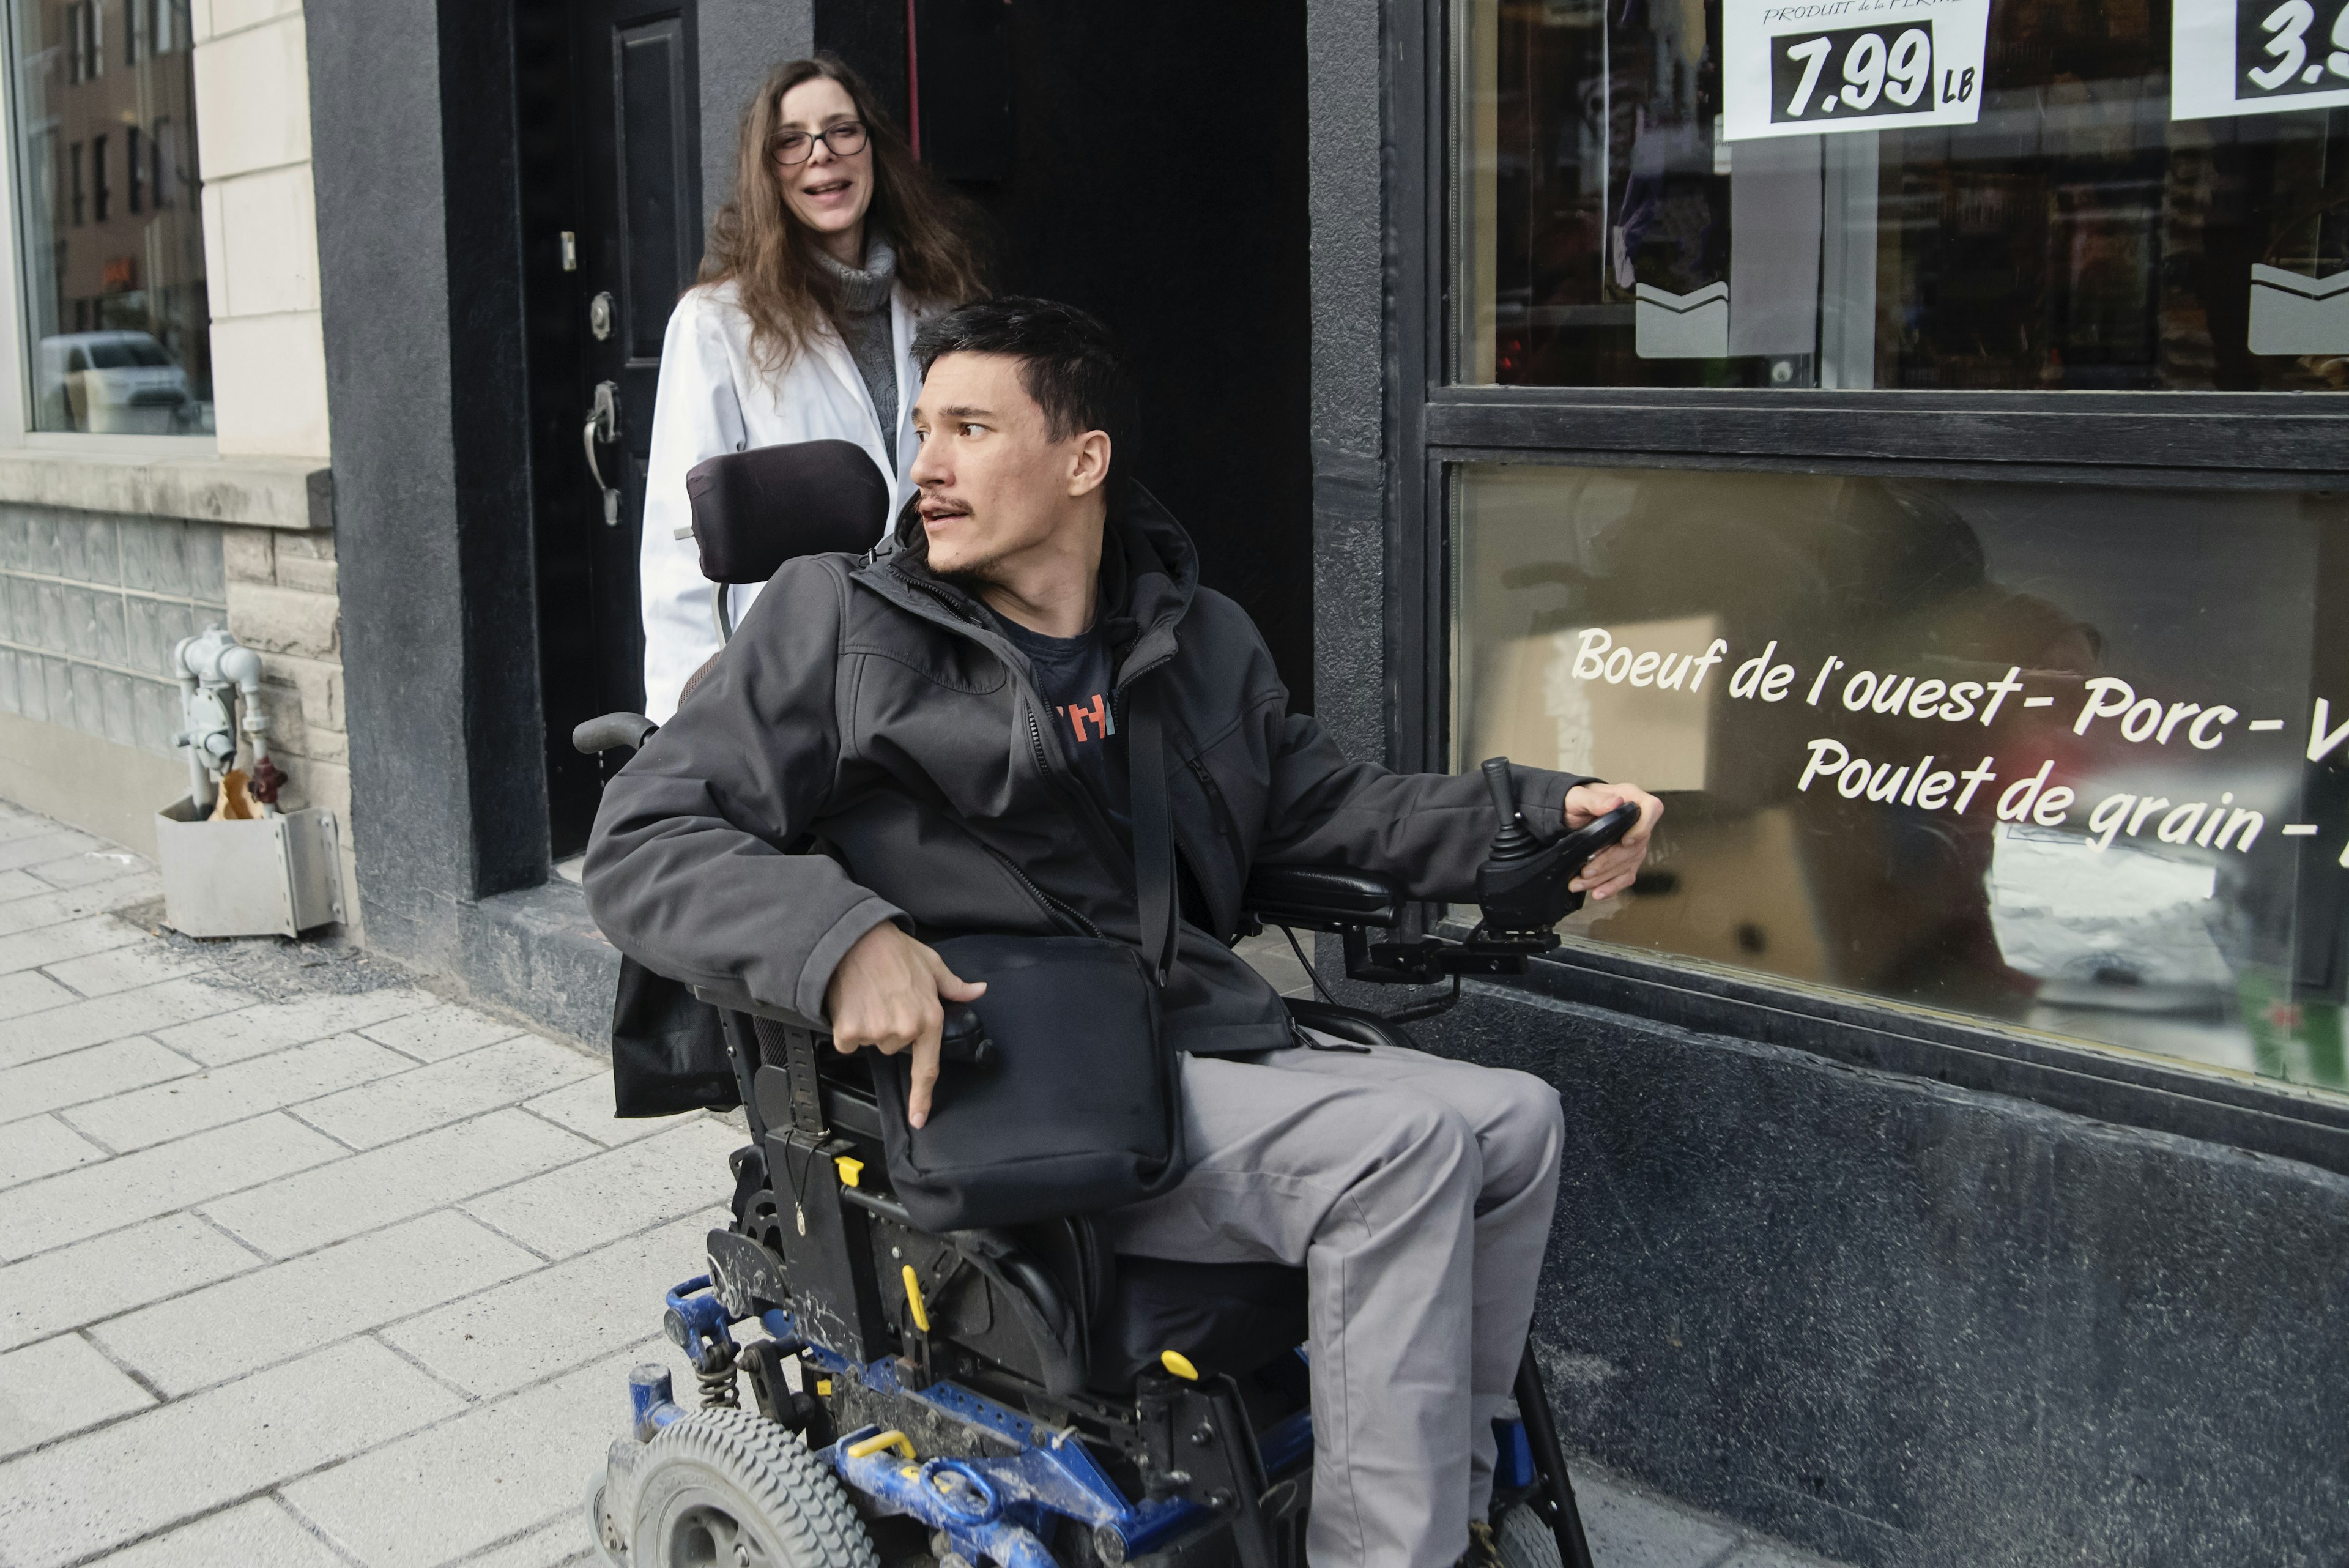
[1453,464,2349,1092]
[6,0,212,433]
[1455,0,2349,391]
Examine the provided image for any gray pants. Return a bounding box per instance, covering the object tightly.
[1102,1038,1566,1568]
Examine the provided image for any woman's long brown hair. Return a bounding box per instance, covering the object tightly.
[700,55,985,374]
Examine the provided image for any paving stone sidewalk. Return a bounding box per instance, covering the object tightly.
[1,806,1843,1568]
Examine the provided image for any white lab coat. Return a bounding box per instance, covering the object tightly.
[637,278,933,719]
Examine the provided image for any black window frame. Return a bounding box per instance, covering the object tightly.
[70,0,98,82]
[1387,0,2349,1178]
[150,114,171,207]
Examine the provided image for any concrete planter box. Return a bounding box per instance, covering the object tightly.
[155,798,345,938]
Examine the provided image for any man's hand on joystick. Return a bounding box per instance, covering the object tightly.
[1562,782,1663,901]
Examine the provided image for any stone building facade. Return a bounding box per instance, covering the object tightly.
[0,7,2335,1559]
[0,0,351,922]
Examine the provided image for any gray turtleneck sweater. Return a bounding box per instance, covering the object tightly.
[814,236,899,464]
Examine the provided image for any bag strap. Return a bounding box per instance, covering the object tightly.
[1127,675,1180,988]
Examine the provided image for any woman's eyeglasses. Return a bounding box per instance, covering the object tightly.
[771,121,868,165]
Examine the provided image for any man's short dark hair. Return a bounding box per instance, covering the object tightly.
[913,297,1134,470]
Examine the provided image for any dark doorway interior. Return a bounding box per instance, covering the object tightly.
[516,0,702,858]
[517,2,1312,855]
[816,1,1316,710]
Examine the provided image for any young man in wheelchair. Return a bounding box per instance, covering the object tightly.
[584,297,1660,1567]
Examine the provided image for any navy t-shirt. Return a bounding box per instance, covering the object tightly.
[993,612,1131,837]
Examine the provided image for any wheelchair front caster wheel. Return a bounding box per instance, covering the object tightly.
[626,1410,878,1567]
[1492,1502,1565,1568]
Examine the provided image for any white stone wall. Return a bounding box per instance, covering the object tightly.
[0,1,355,918]
[222,524,346,822]
[191,0,327,461]
[190,0,353,922]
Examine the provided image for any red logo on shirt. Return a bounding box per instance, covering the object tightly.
[1061,694,1113,743]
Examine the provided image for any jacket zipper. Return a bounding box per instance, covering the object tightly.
[1022,676,1142,894]
[886,565,1163,912]
[1182,751,1243,862]
[966,828,1104,940]
[1179,751,1251,940]
[1024,705,1056,795]
[905,576,982,626]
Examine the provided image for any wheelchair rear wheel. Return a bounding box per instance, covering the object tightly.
[625,1411,878,1568]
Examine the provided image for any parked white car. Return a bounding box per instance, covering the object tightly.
[36,330,195,433]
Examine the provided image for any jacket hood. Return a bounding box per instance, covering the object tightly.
[864,478,1200,682]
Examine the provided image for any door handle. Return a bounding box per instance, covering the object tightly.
[583,380,622,527]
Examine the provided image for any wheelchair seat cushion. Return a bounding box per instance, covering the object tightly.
[1089,1255,1308,1392]
[1008,1216,1111,1328]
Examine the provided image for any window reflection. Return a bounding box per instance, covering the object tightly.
[1456,0,2349,391]
[1453,465,2349,1091]
[9,0,211,433]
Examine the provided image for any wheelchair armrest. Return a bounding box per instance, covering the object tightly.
[1241,864,1406,932]
[693,987,990,1064]
[694,986,825,1033]
[573,712,656,756]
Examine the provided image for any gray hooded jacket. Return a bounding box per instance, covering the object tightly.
[582,485,1587,1057]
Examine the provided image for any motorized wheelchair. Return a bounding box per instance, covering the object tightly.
[577,441,1633,1568]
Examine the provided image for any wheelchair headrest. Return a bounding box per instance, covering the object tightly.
[683,439,892,586]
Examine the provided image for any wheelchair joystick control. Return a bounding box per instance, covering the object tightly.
[1475,756,1642,935]
[1481,757,1542,863]
[938,1004,995,1068]
[1277,754,1646,998]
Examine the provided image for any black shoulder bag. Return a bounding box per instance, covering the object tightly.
[607,955,738,1118]
[866,677,1187,1232]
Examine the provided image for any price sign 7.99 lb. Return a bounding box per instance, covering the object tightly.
[2174,0,2349,119]
[1723,0,1992,142]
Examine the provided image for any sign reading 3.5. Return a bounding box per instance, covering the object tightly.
[2176,0,2349,117]
[2238,0,2349,95]
[1723,0,1991,142]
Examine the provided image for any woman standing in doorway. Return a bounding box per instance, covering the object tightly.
[639,56,984,719]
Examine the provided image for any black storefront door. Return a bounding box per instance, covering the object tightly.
[519,0,702,858]
[814,0,1316,710]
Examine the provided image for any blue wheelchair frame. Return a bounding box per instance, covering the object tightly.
[579,716,1605,1566]
[586,440,1622,1568]
[633,1272,1549,1567]
[604,871,1601,1568]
